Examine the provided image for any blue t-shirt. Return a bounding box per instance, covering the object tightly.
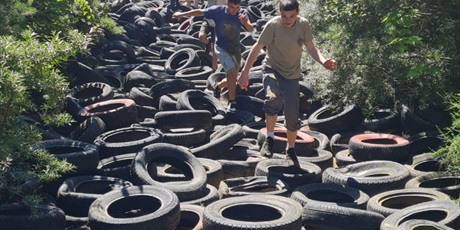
[204,5,245,54]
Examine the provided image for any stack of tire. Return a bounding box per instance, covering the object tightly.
[3,0,459,230]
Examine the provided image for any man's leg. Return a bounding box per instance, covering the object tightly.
[281,78,301,167]
[260,73,283,158]
[226,67,237,101]
[211,45,218,71]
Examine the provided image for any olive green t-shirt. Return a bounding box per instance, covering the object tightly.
[258,16,313,79]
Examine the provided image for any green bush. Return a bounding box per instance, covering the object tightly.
[0,30,90,205]
[0,0,121,206]
[1,0,122,38]
[436,94,460,174]
[301,0,460,113]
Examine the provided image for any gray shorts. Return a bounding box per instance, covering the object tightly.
[215,45,241,73]
[263,67,301,131]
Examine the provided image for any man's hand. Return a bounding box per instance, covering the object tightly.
[238,13,249,25]
[199,32,208,44]
[237,71,249,91]
[323,59,336,71]
[172,12,182,19]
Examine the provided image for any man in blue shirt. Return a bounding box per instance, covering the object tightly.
[172,0,254,112]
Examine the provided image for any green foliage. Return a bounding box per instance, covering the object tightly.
[1,0,122,38]
[0,0,36,36]
[0,31,89,204]
[435,94,460,174]
[0,0,121,207]
[302,0,460,111]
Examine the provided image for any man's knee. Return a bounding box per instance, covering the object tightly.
[227,68,238,79]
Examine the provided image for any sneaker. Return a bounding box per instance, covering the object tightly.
[227,100,236,113]
[260,136,274,158]
[286,148,300,168]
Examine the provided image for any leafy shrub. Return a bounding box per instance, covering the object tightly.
[301,0,460,113]
[0,30,89,205]
[436,94,460,174]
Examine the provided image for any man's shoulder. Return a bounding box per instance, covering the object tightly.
[206,5,226,11]
[265,16,281,27]
[297,16,310,25]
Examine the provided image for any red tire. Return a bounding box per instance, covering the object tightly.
[349,133,410,162]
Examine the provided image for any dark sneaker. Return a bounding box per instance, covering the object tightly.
[227,101,237,113]
[260,136,274,158]
[286,148,300,167]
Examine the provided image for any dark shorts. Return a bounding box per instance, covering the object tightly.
[262,67,301,131]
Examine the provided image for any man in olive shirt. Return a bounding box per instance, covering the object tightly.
[237,0,335,167]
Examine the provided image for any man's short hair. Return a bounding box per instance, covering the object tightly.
[228,0,241,5]
[279,0,299,11]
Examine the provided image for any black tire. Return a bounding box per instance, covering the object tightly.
[94,126,162,159]
[191,124,244,159]
[165,48,200,75]
[0,204,66,230]
[255,159,322,191]
[96,153,136,181]
[175,66,213,81]
[124,70,158,92]
[150,79,195,107]
[136,104,158,119]
[145,9,165,28]
[329,129,369,155]
[203,195,303,230]
[78,99,138,131]
[235,95,265,119]
[180,184,220,207]
[380,200,460,230]
[129,87,156,107]
[217,148,265,179]
[69,82,114,107]
[335,149,359,167]
[298,149,334,172]
[176,89,227,125]
[400,104,437,134]
[131,143,207,201]
[103,40,136,63]
[177,204,205,230]
[57,175,133,217]
[308,104,364,136]
[363,108,401,132]
[366,188,451,217]
[408,131,443,155]
[68,117,106,144]
[300,129,330,151]
[302,203,384,230]
[349,133,410,162]
[218,176,289,198]
[291,183,369,209]
[405,172,460,197]
[158,94,178,111]
[405,152,446,177]
[322,160,411,197]
[398,219,454,230]
[162,128,207,147]
[66,60,110,88]
[156,158,223,189]
[153,110,213,130]
[31,139,99,175]
[88,185,181,230]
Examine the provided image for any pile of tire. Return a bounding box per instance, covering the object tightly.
[3,0,459,230]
